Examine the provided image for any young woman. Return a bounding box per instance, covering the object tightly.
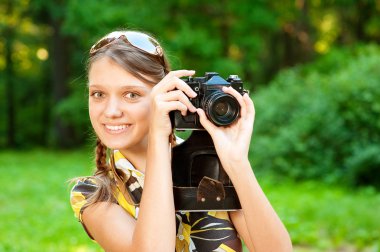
[70,30,292,252]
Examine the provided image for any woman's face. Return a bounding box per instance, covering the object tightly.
[88,56,153,152]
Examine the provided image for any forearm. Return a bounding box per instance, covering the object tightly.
[227,159,292,252]
[133,133,175,250]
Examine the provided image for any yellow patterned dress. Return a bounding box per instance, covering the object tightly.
[70,150,242,252]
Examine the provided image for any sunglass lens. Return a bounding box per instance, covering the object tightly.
[126,32,158,55]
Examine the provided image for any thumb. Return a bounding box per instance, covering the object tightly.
[196,108,216,133]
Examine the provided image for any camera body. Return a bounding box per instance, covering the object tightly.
[172,130,241,211]
[171,72,245,130]
[171,72,246,211]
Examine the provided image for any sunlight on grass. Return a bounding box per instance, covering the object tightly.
[0,149,379,251]
[259,178,380,251]
[0,149,102,252]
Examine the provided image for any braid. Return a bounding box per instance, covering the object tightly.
[95,138,109,175]
[83,137,116,204]
[91,138,133,205]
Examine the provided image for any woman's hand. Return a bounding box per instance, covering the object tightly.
[149,70,197,138]
[196,86,255,170]
[197,88,293,252]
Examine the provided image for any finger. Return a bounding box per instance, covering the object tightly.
[157,76,197,99]
[160,90,197,113]
[157,100,188,116]
[168,70,196,78]
[222,86,247,118]
[243,93,255,117]
[196,108,217,133]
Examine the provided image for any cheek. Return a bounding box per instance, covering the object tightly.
[138,106,151,123]
[88,103,101,128]
[133,102,151,125]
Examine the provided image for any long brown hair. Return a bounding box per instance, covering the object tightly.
[83,30,171,207]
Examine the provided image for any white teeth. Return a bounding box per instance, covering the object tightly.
[105,125,128,131]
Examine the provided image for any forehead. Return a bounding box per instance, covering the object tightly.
[88,57,152,89]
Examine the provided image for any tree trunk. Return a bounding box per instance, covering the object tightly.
[355,0,372,42]
[4,0,16,148]
[50,19,72,148]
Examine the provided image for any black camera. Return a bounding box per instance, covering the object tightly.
[171,72,246,211]
[171,72,245,130]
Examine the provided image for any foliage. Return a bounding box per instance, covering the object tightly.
[251,44,380,187]
[53,76,91,145]
[1,150,379,251]
[0,0,52,147]
[1,0,380,153]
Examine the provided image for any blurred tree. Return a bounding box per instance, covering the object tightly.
[251,44,380,187]
[0,0,48,148]
[2,1,16,147]
[29,0,75,147]
[1,0,379,151]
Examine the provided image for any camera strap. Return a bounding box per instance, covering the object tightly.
[173,176,241,212]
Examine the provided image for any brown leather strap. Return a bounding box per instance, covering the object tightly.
[173,185,241,211]
[197,176,225,203]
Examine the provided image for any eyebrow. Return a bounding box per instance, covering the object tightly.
[89,84,150,91]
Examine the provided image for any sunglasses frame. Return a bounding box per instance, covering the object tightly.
[89,31,163,57]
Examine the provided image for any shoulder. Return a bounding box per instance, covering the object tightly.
[81,201,137,247]
[71,177,98,196]
[70,177,98,222]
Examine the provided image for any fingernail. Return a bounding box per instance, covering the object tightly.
[189,90,197,97]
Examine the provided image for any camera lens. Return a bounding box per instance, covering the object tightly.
[214,101,228,116]
[203,91,240,126]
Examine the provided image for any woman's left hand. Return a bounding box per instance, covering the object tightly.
[196,86,255,170]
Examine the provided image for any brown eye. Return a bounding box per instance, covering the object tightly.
[125,92,140,100]
[91,91,104,98]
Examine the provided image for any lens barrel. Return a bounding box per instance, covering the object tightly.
[203,91,240,126]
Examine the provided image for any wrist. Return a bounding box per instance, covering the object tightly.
[222,156,250,170]
[222,158,252,178]
[148,128,171,142]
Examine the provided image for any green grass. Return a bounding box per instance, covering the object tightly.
[0,149,379,251]
[0,149,101,252]
[259,179,380,251]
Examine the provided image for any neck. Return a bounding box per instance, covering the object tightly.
[119,147,147,173]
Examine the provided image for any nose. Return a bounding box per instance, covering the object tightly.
[104,97,123,118]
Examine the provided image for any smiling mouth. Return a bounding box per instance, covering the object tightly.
[104,124,130,132]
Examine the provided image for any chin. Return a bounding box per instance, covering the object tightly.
[96,131,147,151]
[103,141,131,150]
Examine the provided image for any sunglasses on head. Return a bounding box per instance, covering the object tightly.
[89,31,163,57]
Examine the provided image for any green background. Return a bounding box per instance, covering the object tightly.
[1,0,380,251]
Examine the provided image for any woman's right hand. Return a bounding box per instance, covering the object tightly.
[149,70,197,138]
